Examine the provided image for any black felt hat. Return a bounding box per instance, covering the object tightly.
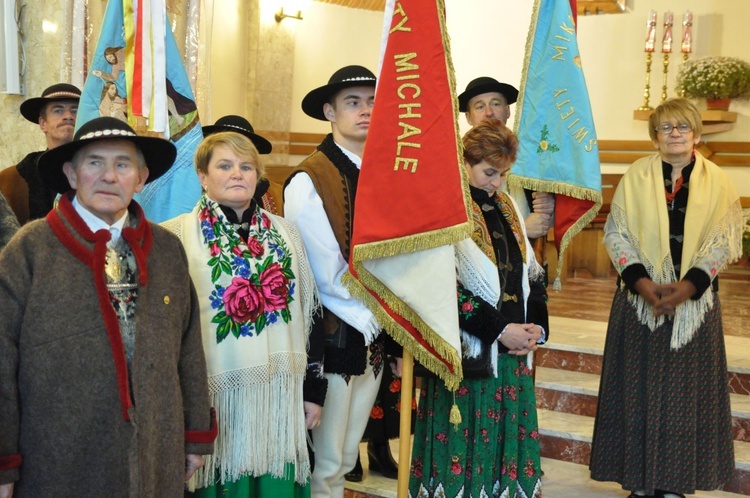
[202,115,272,154]
[458,77,519,111]
[20,83,81,123]
[38,117,177,194]
[301,65,377,121]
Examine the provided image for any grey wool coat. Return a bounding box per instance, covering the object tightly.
[0,191,19,251]
[0,194,215,497]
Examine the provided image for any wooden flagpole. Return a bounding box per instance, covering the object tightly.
[397,350,414,498]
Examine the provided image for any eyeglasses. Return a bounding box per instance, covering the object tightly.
[655,123,692,135]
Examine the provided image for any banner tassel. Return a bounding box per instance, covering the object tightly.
[449,391,462,428]
[553,276,562,291]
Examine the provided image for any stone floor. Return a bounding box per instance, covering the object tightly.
[346,449,742,497]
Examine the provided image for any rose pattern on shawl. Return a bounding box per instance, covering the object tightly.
[258,263,289,312]
[370,405,384,419]
[246,237,265,258]
[198,196,296,343]
[222,277,265,323]
[457,287,479,319]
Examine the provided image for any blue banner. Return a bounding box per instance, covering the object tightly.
[512,0,601,197]
[511,0,603,288]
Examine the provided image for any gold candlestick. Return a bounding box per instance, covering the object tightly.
[639,52,654,110]
[639,10,657,110]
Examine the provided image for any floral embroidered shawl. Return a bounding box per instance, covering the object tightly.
[162,194,318,488]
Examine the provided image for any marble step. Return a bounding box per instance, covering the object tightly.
[536,316,750,395]
[538,408,750,495]
[535,367,750,443]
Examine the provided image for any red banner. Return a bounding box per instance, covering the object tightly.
[343,0,471,390]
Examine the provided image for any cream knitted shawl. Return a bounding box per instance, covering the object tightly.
[608,152,742,349]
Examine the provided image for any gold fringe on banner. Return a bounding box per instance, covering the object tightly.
[350,223,470,262]
[507,176,602,205]
[552,199,601,289]
[508,174,603,289]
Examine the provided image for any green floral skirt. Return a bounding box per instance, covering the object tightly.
[409,354,542,498]
[188,464,309,498]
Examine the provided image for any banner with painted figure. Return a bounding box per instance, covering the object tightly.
[77,0,202,222]
[510,0,603,289]
[342,0,472,391]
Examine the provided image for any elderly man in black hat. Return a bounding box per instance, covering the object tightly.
[284,65,386,498]
[0,83,81,225]
[458,76,555,241]
[0,117,216,498]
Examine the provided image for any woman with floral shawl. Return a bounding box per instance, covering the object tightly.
[589,98,742,498]
[163,132,324,497]
[409,119,549,498]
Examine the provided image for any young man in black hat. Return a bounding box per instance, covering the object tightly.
[458,76,555,241]
[0,117,216,498]
[284,65,384,498]
[0,83,81,225]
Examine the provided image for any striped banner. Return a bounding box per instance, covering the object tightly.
[77,0,202,222]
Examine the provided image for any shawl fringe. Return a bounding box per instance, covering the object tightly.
[455,238,501,306]
[610,200,743,349]
[188,355,310,489]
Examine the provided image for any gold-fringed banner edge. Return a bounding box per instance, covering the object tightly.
[342,267,464,392]
[351,222,471,262]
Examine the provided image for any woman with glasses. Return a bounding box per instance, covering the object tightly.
[589,98,743,498]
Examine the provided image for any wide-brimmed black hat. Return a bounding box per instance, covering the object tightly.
[301,65,376,121]
[458,77,519,111]
[20,83,81,123]
[202,115,272,154]
[38,117,177,194]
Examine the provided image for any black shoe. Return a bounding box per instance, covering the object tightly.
[656,491,686,498]
[344,453,363,482]
[627,493,657,498]
[367,440,398,479]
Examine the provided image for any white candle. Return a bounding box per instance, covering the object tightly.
[645,10,657,52]
[662,11,673,53]
[681,11,693,53]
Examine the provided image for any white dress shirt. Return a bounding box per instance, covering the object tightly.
[284,142,380,344]
[72,197,129,248]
